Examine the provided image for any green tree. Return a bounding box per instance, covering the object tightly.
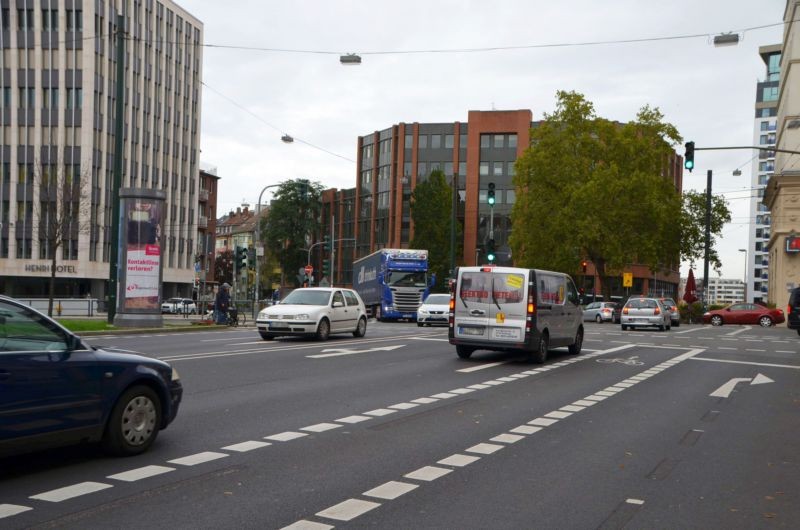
[679,190,731,271]
[261,179,323,286]
[410,169,462,291]
[511,91,683,298]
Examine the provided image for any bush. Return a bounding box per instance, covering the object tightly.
[678,301,706,323]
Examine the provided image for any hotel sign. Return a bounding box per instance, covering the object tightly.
[24,263,78,274]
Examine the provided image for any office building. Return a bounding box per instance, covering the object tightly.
[705,277,746,306]
[0,0,203,301]
[746,44,781,303]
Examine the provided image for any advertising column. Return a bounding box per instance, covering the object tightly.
[114,188,166,327]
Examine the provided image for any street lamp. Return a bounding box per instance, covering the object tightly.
[253,183,281,318]
[738,248,748,302]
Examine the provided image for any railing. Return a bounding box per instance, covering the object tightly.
[199,189,209,201]
[16,298,98,317]
[198,215,208,228]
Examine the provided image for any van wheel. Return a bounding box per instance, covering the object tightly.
[456,346,474,359]
[568,327,583,355]
[529,332,548,364]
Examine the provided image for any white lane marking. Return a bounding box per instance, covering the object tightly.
[404,466,453,481]
[465,443,504,455]
[510,425,542,435]
[430,392,458,399]
[448,388,476,395]
[222,441,272,452]
[745,349,766,352]
[410,397,439,404]
[301,423,342,433]
[560,405,585,412]
[627,498,645,505]
[364,408,397,417]
[509,373,529,379]
[107,465,175,482]
[437,454,481,467]
[168,452,229,466]
[584,395,608,402]
[615,382,635,388]
[280,520,334,530]
[30,482,113,502]
[363,481,419,500]
[777,350,796,354]
[726,326,751,336]
[410,336,449,342]
[491,433,524,444]
[389,402,420,410]
[265,432,309,442]
[529,417,558,427]
[307,345,405,358]
[545,410,572,419]
[482,380,505,386]
[316,498,381,521]
[0,505,33,519]
[674,327,704,334]
[596,390,616,396]
[336,415,372,424]
[497,376,517,382]
[467,384,492,390]
[709,377,752,398]
[718,347,737,350]
[752,373,775,385]
[573,400,598,407]
[691,357,800,369]
[457,361,509,373]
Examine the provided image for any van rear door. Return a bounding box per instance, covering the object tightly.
[454,270,492,340]
[454,268,528,344]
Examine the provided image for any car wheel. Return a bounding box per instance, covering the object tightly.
[259,332,275,341]
[529,332,548,364]
[621,325,628,331]
[417,322,424,327]
[315,318,330,341]
[353,317,367,337]
[103,385,162,456]
[595,314,602,324]
[456,345,474,359]
[673,320,680,327]
[710,315,723,326]
[759,316,773,328]
[568,327,583,355]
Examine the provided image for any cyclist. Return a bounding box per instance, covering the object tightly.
[214,283,231,325]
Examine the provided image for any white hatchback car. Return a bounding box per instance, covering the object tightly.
[417,293,451,327]
[256,287,368,341]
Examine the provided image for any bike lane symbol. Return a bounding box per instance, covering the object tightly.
[596,356,644,366]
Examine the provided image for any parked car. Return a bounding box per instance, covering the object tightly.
[0,295,182,457]
[787,287,800,336]
[449,266,583,363]
[583,302,618,323]
[417,293,451,327]
[621,297,671,331]
[703,303,785,327]
[256,287,368,341]
[161,297,197,314]
[659,297,680,327]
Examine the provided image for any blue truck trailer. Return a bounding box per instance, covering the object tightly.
[353,249,431,321]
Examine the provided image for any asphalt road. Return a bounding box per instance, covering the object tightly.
[1,321,798,529]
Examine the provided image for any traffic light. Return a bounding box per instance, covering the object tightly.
[323,235,331,252]
[684,141,695,172]
[582,260,587,274]
[322,259,331,276]
[247,248,256,269]
[297,180,310,201]
[487,182,496,206]
[486,239,496,262]
[235,246,247,272]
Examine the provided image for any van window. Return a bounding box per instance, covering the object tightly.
[460,272,491,303]
[538,274,565,305]
[492,273,525,304]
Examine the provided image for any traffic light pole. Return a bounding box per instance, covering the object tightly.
[703,169,712,310]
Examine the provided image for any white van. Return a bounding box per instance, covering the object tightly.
[448,266,584,362]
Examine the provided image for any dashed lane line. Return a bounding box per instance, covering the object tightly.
[691,357,800,369]
[0,505,33,519]
[106,465,175,482]
[30,482,113,503]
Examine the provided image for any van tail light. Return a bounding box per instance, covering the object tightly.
[623,307,629,315]
[525,282,536,336]
[654,307,661,315]
[788,304,792,315]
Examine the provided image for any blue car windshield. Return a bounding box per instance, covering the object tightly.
[281,290,332,306]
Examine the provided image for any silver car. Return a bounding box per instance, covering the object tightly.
[417,293,451,327]
[659,298,680,327]
[621,297,671,331]
[583,302,617,323]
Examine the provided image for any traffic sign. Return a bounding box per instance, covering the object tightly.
[623,272,633,288]
[304,265,314,275]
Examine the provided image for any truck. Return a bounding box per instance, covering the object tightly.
[353,249,432,321]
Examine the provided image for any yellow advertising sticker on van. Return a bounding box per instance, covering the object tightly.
[496,312,505,324]
[506,275,523,289]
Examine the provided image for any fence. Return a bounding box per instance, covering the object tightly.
[15,298,98,317]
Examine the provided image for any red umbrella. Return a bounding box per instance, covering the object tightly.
[683,268,698,304]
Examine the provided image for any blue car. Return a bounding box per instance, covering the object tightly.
[0,295,182,457]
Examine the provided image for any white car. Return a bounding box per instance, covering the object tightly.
[161,297,197,314]
[417,293,451,327]
[256,287,368,341]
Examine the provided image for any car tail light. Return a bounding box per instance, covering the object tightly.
[654,307,661,315]
[623,307,629,315]
[602,308,611,314]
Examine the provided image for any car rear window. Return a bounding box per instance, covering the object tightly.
[626,298,657,309]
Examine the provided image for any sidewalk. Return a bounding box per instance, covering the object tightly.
[57,314,254,337]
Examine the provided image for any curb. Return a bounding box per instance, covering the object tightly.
[79,324,254,337]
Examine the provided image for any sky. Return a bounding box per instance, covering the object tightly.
[181,0,788,281]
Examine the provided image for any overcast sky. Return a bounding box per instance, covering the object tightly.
[182,0,787,280]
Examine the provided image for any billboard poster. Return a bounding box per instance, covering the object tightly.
[121,195,163,311]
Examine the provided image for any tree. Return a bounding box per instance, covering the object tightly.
[410,170,462,291]
[215,249,234,286]
[511,91,684,299]
[679,190,731,272]
[261,179,323,287]
[31,159,92,316]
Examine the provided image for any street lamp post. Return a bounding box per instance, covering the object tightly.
[739,248,748,303]
[254,183,281,318]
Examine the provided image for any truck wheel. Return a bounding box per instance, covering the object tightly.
[375,305,382,322]
[456,346,474,359]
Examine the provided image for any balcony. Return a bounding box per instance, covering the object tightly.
[199,189,209,202]
[198,215,208,228]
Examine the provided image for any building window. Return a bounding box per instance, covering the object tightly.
[492,162,503,176]
[19,88,35,108]
[418,135,428,149]
[444,134,454,149]
[508,134,517,148]
[42,9,58,30]
[444,162,453,176]
[480,135,490,148]
[506,189,516,204]
[17,9,33,29]
[417,162,427,177]
[66,88,83,109]
[507,162,516,176]
[458,162,466,176]
[403,162,412,177]
[2,87,11,108]
[479,162,489,176]
[762,86,778,102]
[459,134,467,149]
[493,135,504,148]
[404,134,412,149]
[66,9,83,31]
[431,134,441,149]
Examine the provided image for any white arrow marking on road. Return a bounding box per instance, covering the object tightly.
[709,373,774,398]
[307,345,405,358]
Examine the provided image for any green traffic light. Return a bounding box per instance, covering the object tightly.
[487,196,495,206]
[684,160,694,170]
[487,253,495,262]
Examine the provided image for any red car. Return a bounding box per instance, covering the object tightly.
[703,303,785,327]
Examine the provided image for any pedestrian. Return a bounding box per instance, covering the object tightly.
[215,283,231,324]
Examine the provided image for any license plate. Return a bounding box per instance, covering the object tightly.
[459,326,484,336]
[493,327,520,340]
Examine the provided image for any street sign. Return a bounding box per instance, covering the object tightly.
[304,265,314,275]
[622,272,633,288]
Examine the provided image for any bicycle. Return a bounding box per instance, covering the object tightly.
[226,308,246,327]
